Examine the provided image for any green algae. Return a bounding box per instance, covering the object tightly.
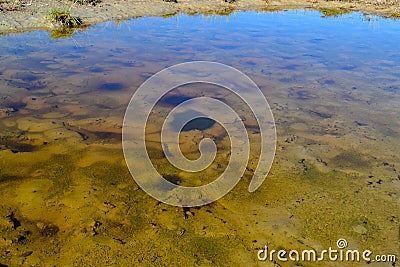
[152,227,236,265]
[82,161,131,186]
[0,174,25,183]
[29,153,77,197]
[331,152,371,169]
[319,7,351,17]
[50,28,76,39]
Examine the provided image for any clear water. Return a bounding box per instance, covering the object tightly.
[0,11,399,266]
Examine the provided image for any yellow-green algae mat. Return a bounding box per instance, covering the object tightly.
[0,101,398,266]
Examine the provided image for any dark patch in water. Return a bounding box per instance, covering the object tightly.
[89,67,104,73]
[341,65,356,71]
[213,44,239,50]
[63,123,121,143]
[168,110,216,132]
[161,95,192,106]
[324,79,335,85]
[120,62,136,67]
[6,212,21,229]
[332,152,370,168]
[140,72,156,80]
[110,48,130,54]
[383,85,399,92]
[146,148,166,160]
[93,131,121,141]
[309,110,332,119]
[163,174,181,185]
[98,83,124,91]
[341,93,357,102]
[283,64,302,70]
[9,144,36,153]
[182,118,215,132]
[5,102,26,111]
[0,138,37,153]
[288,87,318,100]
[26,83,47,91]
[0,174,25,183]
[279,77,294,83]
[355,121,368,126]
[309,38,325,43]
[95,103,115,110]
[63,54,81,59]
[119,61,145,68]
[6,79,46,91]
[279,55,296,60]
[14,73,39,82]
[246,61,256,66]
[296,90,315,100]
[7,80,28,89]
[302,53,320,58]
[77,131,89,141]
[318,78,336,85]
[79,129,121,143]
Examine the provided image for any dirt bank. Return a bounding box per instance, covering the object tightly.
[1,0,400,35]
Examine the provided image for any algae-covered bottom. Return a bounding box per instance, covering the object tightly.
[0,11,399,266]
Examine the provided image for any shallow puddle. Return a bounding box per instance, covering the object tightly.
[0,10,399,266]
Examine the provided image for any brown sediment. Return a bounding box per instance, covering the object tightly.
[1,0,400,34]
[63,122,121,143]
[0,138,38,153]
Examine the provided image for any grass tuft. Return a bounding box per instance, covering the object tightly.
[48,9,81,28]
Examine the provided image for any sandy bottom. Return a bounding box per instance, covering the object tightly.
[0,65,399,266]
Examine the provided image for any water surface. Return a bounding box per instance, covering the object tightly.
[0,11,399,266]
